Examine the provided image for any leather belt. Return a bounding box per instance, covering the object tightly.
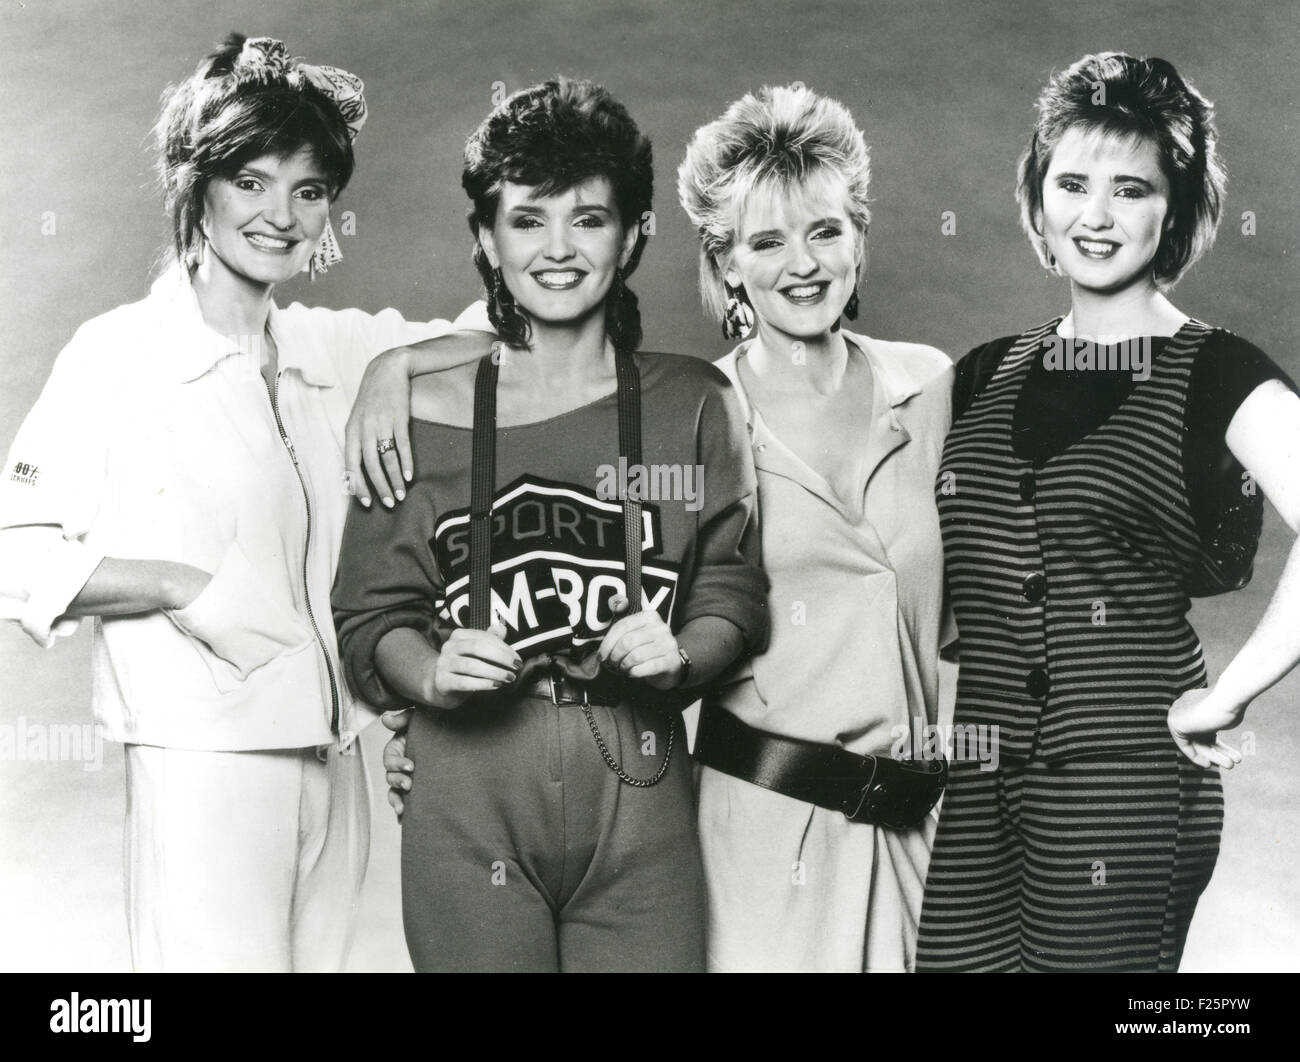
[694,701,946,830]
[517,669,621,707]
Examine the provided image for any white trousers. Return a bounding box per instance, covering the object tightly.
[123,741,370,972]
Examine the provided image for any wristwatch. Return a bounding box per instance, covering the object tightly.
[674,645,692,689]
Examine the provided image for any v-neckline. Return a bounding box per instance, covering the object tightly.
[734,335,907,526]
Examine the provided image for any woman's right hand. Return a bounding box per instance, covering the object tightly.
[345,347,414,510]
[425,622,521,709]
[381,709,415,820]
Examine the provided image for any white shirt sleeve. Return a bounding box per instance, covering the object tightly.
[452,299,493,332]
[290,301,497,403]
[0,326,112,645]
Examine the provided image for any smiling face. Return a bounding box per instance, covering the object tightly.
[479,176,637,331]
[724,174,861,344]
[200,144,331,287]
[1040,127,1171,295]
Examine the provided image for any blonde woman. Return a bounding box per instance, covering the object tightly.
[676,85,953,972]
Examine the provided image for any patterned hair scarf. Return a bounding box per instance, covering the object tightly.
[233,36,367,142]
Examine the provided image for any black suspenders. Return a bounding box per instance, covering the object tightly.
[467,348,673,787]
[469,350,645,630]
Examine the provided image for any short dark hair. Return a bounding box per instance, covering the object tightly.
[462,77,654,355]
[1016,52,1226,288]
[155,32,356,263]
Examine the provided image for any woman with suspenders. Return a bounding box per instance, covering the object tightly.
[331,77,768,972]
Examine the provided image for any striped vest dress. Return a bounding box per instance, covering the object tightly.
[937,318,1247,763]
[916,318,1240,971]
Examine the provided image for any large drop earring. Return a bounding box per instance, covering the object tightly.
[487,266,514,322]
[303,216,343,280]
[723,281,754,341]
[843,266,861,321]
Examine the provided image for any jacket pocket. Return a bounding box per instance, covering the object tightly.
[166,538,313,693]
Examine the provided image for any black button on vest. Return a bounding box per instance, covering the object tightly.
[1026,667,1049,699]
[935,318,1224,762]
[1022,572,1046,603]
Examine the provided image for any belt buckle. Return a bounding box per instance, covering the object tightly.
[547,671,589,706]
[841,755,881,825]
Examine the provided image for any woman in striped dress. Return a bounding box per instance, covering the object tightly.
[916,52,1300,971]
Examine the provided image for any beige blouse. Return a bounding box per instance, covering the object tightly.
[711,331,954,755]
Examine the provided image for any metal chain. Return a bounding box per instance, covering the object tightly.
[580,704,675,788]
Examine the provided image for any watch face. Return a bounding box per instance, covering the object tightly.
[677,646,692,685]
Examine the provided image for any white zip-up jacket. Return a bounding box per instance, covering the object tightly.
[0,265,486,751]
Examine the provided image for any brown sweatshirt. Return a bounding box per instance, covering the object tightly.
[332,352,769,711]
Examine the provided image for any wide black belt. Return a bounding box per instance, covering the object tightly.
[694,702,947,830]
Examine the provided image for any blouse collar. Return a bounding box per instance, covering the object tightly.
[148,263,335,387]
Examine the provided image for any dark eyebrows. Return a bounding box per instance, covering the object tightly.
[232,166,327,188]
[1054,171,1157,190]
[506,202,614,215]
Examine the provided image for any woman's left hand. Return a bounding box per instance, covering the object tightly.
[345,348,414,509]
[1168,687,1247,770]
[598,596,684,690]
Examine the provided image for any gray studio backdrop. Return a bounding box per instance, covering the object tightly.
[1,0,1297,970]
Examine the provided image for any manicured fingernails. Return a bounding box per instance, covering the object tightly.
[360,496,372,508]
[395,489,405,501]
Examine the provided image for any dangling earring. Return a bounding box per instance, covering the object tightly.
[723,281,754,341]
[487,266,512,322]
[843,266,861,321]
[303,216,343,280]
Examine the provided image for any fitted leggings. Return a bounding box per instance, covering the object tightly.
[915,749,1223,972]
[401,694,706,972]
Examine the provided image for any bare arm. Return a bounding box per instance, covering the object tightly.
[66,557,212,617]
[1208,381,1300,697]
[1168,380,1300,766]
[345,330,497,508]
